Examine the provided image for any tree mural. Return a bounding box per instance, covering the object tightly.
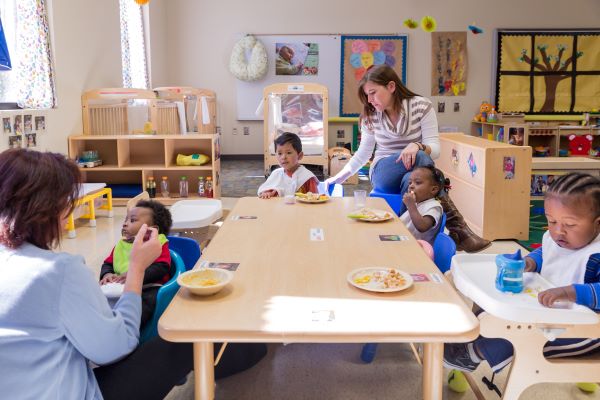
[518,44,584,112]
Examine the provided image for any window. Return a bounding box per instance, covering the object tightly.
[119,0,149,89]
[0,0,56,109]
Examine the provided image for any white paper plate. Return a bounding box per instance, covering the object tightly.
[347,208,393,223]
[296,196,330,204]
[347,267,413,293]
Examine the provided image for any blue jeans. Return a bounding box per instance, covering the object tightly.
[371,151,434,215]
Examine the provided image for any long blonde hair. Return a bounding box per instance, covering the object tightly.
[357,65,418,128]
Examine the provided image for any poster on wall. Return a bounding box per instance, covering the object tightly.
[340,35,407,117]
[275,42,319,76]
[431,32,467,96]
[495,30,600,113]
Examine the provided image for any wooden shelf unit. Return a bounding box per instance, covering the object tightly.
[69,134,221,205]
[471,120,600,157]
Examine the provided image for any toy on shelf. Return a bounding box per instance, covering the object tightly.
[473,101,493,122]
[176,153,210,166]
[533,146,550,157]
[496,127,504,142]
[77,150,102,168]
[486,107,499,123]
[568,134,593,156]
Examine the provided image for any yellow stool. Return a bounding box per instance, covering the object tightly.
[65,187,113,238]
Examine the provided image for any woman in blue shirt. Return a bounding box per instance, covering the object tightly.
[0,149,265,399]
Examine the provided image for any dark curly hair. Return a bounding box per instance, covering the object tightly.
[546,172,600,218]
[0,149,81,249]
[135,200,172,235]
[414,165,448,197]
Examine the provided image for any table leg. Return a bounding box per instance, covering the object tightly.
[193,342,215,400]
[422,342,443,400]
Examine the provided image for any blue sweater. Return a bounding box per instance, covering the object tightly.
[0,243,141,399]
[528,247,600,311]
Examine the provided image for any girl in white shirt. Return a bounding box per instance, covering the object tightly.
[400,165,445,245]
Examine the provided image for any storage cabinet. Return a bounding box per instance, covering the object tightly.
[69,134,221,205]
[437,133,531,241]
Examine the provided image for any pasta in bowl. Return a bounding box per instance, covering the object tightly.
[177,268,233,296]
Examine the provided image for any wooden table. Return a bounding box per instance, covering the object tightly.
[159,197,479,399]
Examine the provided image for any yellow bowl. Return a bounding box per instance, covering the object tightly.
[177,268,233,296]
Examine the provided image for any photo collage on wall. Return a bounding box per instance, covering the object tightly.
[2,112,46,149]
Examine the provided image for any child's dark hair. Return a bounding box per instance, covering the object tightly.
[414,165,449,197]
[136,200,173,235]
[546,172,600,217]
[274,132,302,153]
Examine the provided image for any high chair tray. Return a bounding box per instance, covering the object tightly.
[451,254,598,325]
[170,199,222,230]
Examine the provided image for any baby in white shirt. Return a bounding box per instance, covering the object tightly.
[399,165,445,245]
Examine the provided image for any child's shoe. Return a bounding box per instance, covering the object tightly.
[576,383,598,393]
[443,343,481,372]
[447,369,469,393]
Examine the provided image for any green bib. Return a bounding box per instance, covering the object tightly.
[113,234,168,275]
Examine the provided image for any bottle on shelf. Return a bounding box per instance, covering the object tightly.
[205,176,213,198]
[179,176,189,198]
[146,176,156,198]
[487,107,499,123]
[198,177,205,197]
[160,176,169,198]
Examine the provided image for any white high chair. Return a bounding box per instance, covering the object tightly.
[451,254,600,399]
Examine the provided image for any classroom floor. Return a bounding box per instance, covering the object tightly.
[60,202,600,400]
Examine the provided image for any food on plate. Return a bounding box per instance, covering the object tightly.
[372,269,406,288]
[181,273,219,287]
[295,192,329,201]
[353,275,371,284]
[347,208,391,220]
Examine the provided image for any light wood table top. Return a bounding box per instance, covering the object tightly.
[159,197,478,343]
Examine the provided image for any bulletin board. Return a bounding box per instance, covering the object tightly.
[340,35,407,117]
[495,29,600,114]
[235,34,341,120]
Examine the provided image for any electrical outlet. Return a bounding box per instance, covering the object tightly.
[243,126,250,135]
[232,127,238,135]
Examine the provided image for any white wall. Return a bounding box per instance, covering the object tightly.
[149,0,600,154]
[10,0,599,155]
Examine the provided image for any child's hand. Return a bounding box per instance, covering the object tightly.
[115,273,127,284]
[402,191,417,208]
[538,285,576,307]
[259,189,278,199]
[100,273,119,285]
[524,257,537,273]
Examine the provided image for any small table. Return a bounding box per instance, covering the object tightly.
[451,254,600,398]
[65,183,113,238]
[159,197,479,400]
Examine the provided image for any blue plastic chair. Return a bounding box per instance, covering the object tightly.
[318,182,344,197]
[139,249,186,344]
[167,235,201,271]
[360,214,456,363]
[432,214,456,274]
[369,189,403,215]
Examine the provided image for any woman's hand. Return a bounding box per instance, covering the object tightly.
[123,225,162,295]
[259,189,278,199]
[538,286,576,307]
[396,142,420,170]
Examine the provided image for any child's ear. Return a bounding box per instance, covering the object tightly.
[298,151,304,161]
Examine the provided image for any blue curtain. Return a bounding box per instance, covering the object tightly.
[0,16,11,71]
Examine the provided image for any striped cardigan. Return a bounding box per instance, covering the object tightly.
[341,96,440,177]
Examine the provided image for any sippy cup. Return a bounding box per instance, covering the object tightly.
[495,249,525,293]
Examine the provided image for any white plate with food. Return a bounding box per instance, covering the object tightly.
[347,208,393,222]
[347,267,413,293]
[178,268,233,296]
[295,192,330,203]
